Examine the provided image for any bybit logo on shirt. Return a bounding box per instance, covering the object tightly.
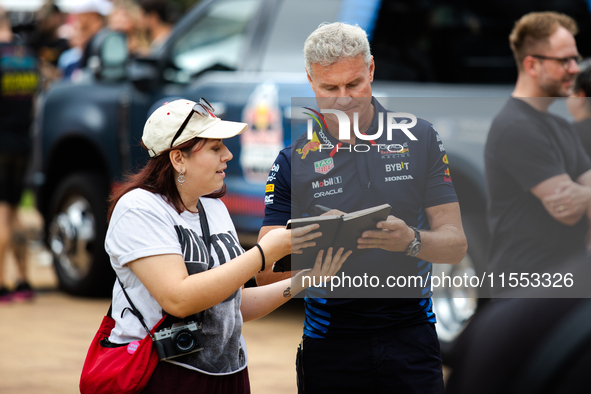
[385,162,410,172]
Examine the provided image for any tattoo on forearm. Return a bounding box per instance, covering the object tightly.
[283,287,291,298]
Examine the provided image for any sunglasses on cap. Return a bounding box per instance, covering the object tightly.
[170,98,215,148]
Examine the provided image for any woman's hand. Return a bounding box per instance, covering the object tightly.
[241,246,352,321]
[258,224,322,262]
[292,223,322,254]
[295,247,352,288]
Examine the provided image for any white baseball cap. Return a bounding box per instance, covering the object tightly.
[70,0,113,16]
[142,99,247,157]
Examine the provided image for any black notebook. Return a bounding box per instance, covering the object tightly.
[272,204,392,272]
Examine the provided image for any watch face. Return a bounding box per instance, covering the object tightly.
[410,243,421,256]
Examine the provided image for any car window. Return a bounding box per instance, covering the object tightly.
[171,0,261,76]
[261,0,590,84]
[260,0,340,73]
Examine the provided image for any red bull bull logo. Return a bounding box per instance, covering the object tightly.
[297,132,321,159]
[444,167,452,183]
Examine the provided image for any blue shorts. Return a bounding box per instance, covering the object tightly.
[297,323,444,394]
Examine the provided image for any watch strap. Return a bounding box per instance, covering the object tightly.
[410,226,420,243]
[405,226,421,256]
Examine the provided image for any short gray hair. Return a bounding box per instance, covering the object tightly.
[304,22,372,75]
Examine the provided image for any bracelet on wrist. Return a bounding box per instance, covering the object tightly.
[254,243,266,272]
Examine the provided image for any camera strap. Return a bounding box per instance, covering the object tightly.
[112,202,211,334]
[197,199,213,270]
[107,202,211,337]
[117,277,156,340]
[192,200,211,327]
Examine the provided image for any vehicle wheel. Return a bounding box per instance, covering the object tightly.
[47,172,113,297]
[432,211,489,364]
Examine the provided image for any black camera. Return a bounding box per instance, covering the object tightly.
[153,321,204,360]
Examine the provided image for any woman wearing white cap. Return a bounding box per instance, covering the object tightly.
[103,98,350,393]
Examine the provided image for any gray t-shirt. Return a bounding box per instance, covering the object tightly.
[485,98,591,281]
[105,189,247,375]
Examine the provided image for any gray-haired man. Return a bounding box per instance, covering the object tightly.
[257,22,466,393]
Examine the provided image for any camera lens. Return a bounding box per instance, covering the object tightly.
[173,330,195,353]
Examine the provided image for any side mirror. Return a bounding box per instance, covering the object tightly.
[86,29,129,81]
[129,56,160,92]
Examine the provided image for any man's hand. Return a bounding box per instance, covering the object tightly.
[357,203,466,265]
[322,209,346,216]
[357,215,414,252]
[541,181,591,224]
[531,174,591,226]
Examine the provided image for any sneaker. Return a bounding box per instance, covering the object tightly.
[0,287,13,304]
[13,282,34,301]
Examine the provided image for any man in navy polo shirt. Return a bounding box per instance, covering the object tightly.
[256,22,467,394]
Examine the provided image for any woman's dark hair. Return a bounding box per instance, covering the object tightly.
[138,0,169,23]
[107,137,227,222]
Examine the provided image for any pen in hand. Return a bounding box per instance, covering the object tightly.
[314,205,332,214]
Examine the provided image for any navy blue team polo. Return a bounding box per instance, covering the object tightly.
[263,98,458,338]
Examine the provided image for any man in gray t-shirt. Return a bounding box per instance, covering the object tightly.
[485,12,591,295]
[486,98,590,277]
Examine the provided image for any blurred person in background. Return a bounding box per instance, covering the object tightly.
[485,11,591,295]
[28,1,69,90]
[57,17,87,79]
[567,59,591,157]
[138,0,171,51]
[0,7,40,303]
[108,0,150,56]
[57,0,112,80]
[445,265,591,393]
[449,11,591,393]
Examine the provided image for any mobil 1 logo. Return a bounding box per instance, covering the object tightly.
[311,176,342,189]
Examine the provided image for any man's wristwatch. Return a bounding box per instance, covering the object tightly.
[405,227,422,257]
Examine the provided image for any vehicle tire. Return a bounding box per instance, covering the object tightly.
[433,211,489,364]
[47,172,113,297]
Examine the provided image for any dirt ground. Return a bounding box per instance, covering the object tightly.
[0,209,448,394]
[0,292,305,394]
[0,209,303,394]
